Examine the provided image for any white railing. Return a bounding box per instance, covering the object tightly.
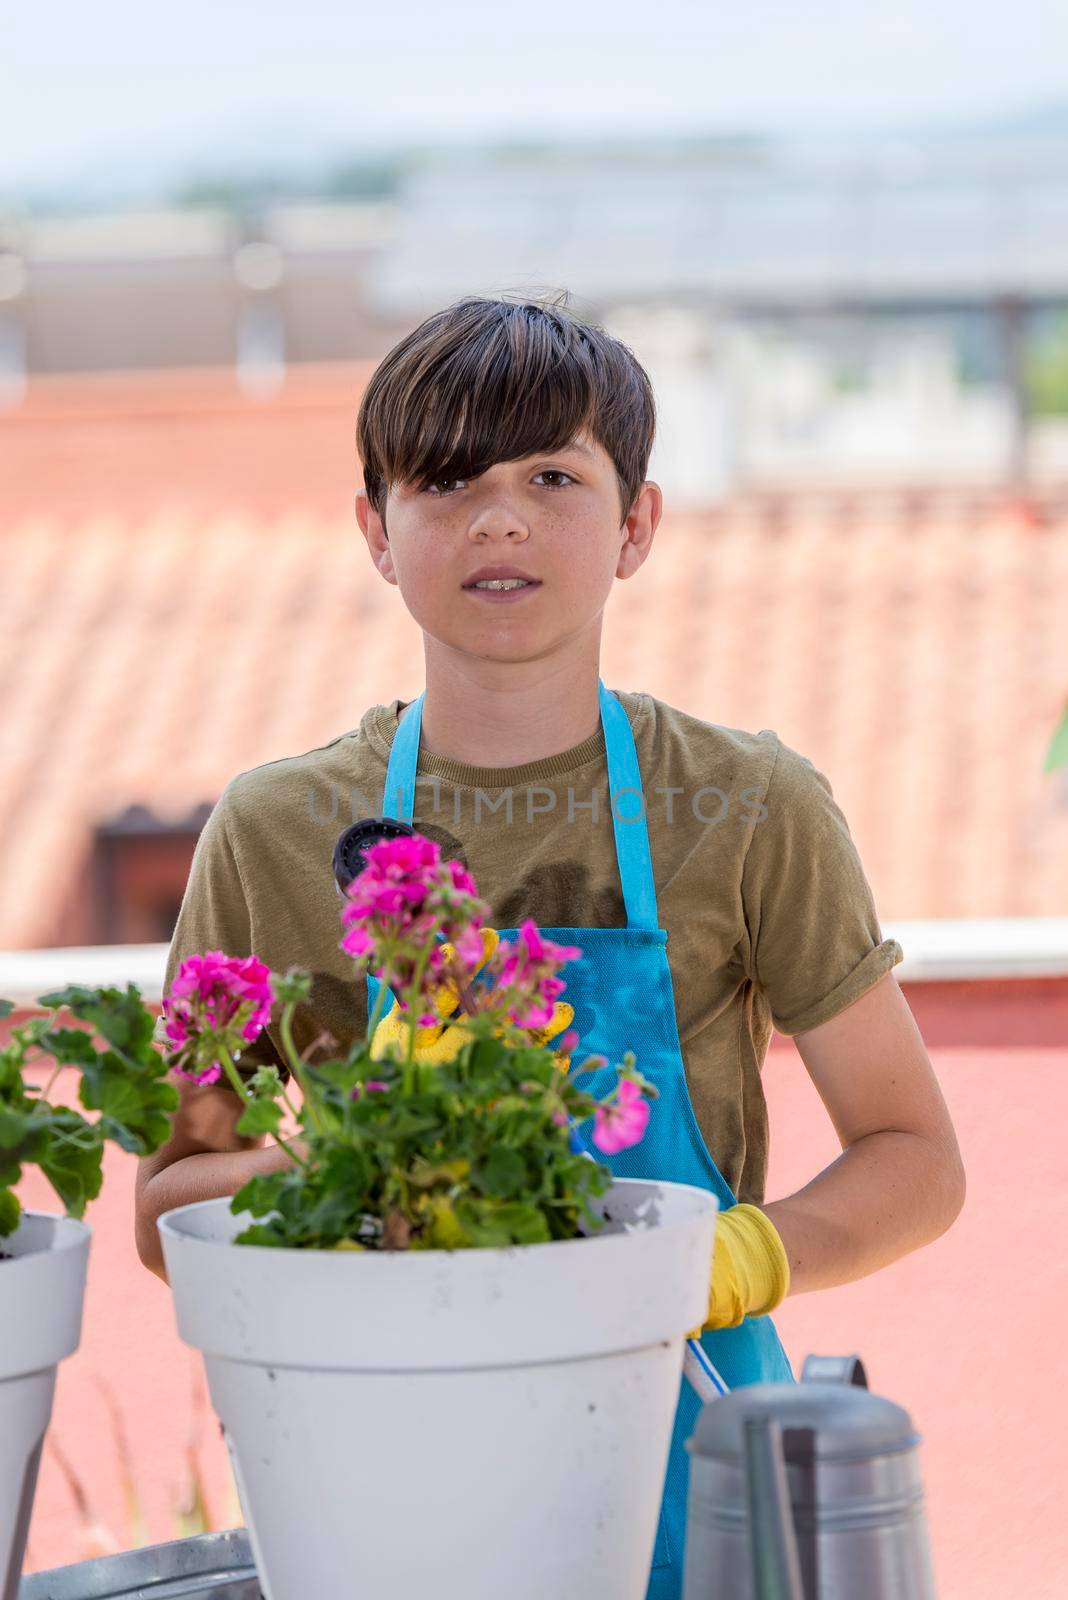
[2,919,1068,1007]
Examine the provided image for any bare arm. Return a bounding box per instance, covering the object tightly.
[134,1078,306,1283]
[762,971,966,1295]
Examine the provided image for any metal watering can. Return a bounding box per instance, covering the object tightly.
[682,1355,937,1599]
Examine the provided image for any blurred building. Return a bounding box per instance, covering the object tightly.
[6,134,1068,499]
[0,203,406,386]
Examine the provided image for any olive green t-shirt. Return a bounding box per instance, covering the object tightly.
[157,689,903,1206]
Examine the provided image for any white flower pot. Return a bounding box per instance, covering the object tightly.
[0,1212,90,1600]
[159,1178,716,1600]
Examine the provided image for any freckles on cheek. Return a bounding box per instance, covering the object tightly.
[402,550,455,619]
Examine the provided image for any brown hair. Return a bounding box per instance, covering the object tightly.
[356,295,656,527]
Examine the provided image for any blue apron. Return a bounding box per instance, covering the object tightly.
[368,678,794,1600]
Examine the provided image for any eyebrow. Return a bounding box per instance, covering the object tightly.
[559,439,594,458]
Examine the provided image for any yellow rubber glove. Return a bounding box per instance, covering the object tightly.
[688,1203,791,1336]
[370,925,575,1072]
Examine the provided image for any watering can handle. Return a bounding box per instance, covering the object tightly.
[744,1414,807,1600]
[801,1353,868,1388]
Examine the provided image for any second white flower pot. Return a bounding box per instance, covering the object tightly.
[0,1211,90,1600]
[159,1178,716,1600]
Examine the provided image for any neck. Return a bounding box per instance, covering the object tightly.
[413,644,603,768]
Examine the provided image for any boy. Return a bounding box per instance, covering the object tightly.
[136,295,964,1596]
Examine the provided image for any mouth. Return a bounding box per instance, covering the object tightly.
[462,572,542,599]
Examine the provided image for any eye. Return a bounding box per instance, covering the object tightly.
[424,467,576,495]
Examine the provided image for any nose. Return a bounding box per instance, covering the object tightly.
[467,496,531,543]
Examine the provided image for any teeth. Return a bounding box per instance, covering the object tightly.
[474,578,530,589]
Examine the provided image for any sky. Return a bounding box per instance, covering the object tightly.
[5,0,1068,199]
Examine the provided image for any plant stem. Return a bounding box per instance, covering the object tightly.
[399,940,437,1094]
[278,1004,329,1137]
[216,1043,311,1173]
[213,1043,252,1103]
[280,1086,302,1125]
[274,1132,312,1172]
[36,1061,63,1104]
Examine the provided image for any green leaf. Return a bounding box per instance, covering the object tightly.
[0,1105,54,1168]
[467,1038,510,1074]
[383,1111,441,1139]
[473,1147,525,1199]
[423,1195,470,1249]
[494,1201,552,1245]
[0,999,14,1020]
[232,1172,288,1218]
[0,1044,24,1094]
[79,1062,141,1122]
[5,1015,51,1054]
[487,1095,530,1117]
[298,1187,360,1239]
[135,1108,178,1152]
[271,967,311,1006]
[78,1057,178,1153]
[0,1187,21,1237]
[97,1115,146,1155]
[450,1196,550,1247]
[232,1223,287,1247]
[0,1108,33,1150]
[244,1065,284,1098]
[38,1113,104,1218]
[38,1027,99,1069]
[453,1198,513,1248]
[408,1155,470,1189]
[36,983,155,1054]
[236,1098,284,1139]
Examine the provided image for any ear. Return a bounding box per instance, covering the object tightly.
[355,488,397,585]
[617,479,662,580]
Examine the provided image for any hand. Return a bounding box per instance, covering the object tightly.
[369,926,575,1071]
[688,1203,791,1335]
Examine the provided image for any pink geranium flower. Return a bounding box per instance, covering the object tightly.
[339,834,489,1008]
[484,918,582,1029]
[161,951,274,1086]
[592,1079,650,1155]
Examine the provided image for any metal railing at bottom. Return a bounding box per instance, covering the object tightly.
[19,1529,261,1600]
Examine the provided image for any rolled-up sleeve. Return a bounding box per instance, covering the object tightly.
[740,736,903,1037]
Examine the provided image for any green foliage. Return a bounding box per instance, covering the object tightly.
[0,1189,20,1233]
[1044,702,1068,774]
[1026,311,1068,417]
[235,1097,284,1139]
[228,1020,639,1254]
[0,933,652,1257]
[0,986,179,1238]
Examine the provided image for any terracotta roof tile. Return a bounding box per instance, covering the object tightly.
[3,370,1067,946]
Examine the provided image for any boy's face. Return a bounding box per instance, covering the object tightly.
[355,432,661,666]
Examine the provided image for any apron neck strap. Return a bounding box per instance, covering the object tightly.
[382,678,659,931]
